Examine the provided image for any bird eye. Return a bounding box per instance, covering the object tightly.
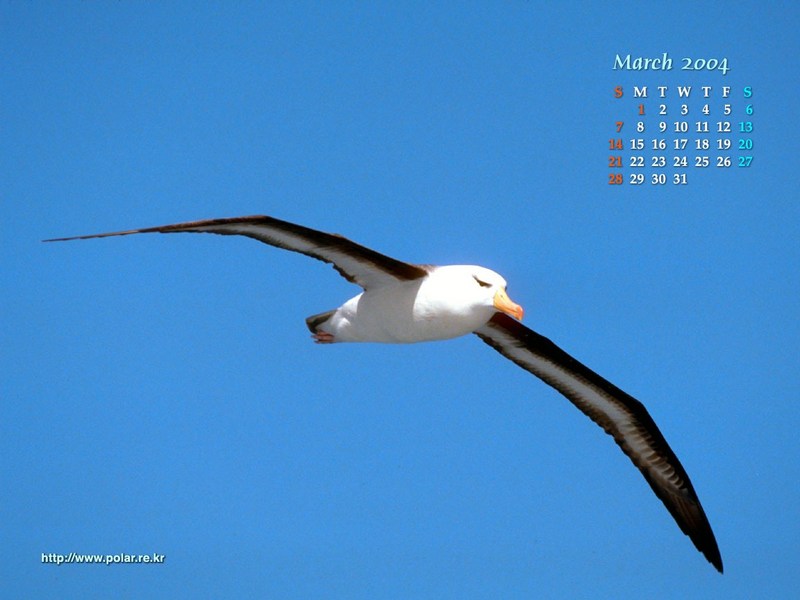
[473,276,492,288]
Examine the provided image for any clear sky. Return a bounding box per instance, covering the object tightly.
[3,2,798,598]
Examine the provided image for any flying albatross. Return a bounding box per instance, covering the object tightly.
[45,214,723,572]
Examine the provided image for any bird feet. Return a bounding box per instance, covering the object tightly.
[312,331,335,344]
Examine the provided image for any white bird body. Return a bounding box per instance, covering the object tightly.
[315,265,513,343]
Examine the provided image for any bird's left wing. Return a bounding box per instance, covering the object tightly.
[474,312,722,573]
[44,215,429,290]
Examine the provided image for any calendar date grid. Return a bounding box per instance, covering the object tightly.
[608,85,754,186]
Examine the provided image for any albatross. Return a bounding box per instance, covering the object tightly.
[45,214,723,572]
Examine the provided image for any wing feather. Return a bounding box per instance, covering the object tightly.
[44,215,429,289]
[475,312,722,573]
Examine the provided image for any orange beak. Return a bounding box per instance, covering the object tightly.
[493,288,524,320]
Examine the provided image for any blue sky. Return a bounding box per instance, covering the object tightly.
[3,2,798,598]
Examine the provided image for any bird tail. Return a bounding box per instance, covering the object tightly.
[305,310,336,334]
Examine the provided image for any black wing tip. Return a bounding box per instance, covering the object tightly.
[698,533,723,573]
[42,230,143,242]
[683,516,725,574]
[689,520,723,573]
[42,215,276,243]
[710,552,724,574]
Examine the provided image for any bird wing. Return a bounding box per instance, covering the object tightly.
[474,312,723,573]
[44,215,429,290]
